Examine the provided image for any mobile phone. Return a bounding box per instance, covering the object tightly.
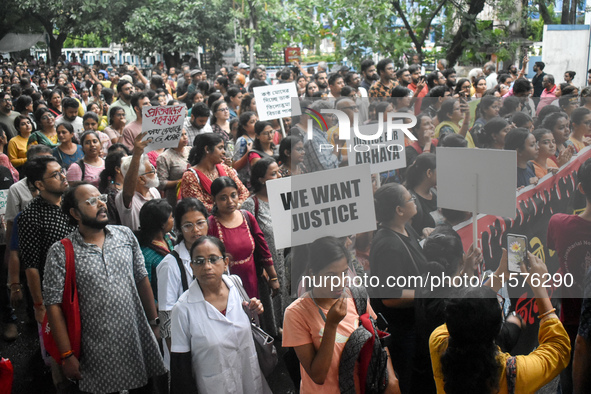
[507,234,528,273]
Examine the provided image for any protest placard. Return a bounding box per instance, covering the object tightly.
[141,105,186,151]
[347,123,407,173]
[253,83,301,121]
[437,147,517,247]
[267,164,376,249]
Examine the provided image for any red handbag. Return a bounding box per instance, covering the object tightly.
[42,238,81,363]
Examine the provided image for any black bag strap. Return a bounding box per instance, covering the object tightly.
[171,250,188,292]
[393,231,421,276]
[253,196,259,220]
[78,159,86,181]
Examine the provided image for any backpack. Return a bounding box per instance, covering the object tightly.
[339,286,391,394]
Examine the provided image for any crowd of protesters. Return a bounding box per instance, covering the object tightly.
[0,52,590,394]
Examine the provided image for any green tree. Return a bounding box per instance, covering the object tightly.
[125,0,233,67]
[17,0,138,64]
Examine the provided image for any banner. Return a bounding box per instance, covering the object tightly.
[455,147,591,354]
[141,105,186,151]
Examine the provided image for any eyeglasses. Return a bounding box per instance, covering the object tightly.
[1,98,11,103]
[84,194,108,206]
[181,220,208,232]
[44,168,66,180]
[217,107,230,112]
[191,255,224,265]
[405,195,417,204]
[140,167,156,176]
[260,131,275,137]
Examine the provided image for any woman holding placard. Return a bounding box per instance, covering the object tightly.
[370,183,429,394]
[242,157,285,335]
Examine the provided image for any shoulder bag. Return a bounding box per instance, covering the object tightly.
[228,274,278,377]
[42,238,82,363]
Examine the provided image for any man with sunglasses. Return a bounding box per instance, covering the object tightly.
[17,156,75,390]
[44,183,166,393]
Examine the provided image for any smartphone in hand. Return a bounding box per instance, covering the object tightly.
[507,234,528,272]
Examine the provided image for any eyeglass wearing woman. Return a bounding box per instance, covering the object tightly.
[170,236,267,393]
[370,183,429,393]
[249,121,276,167]
[156,198,209,357]
[210,100,232,144]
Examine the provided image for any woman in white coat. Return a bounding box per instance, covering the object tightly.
[170,236,267,393]
[156,197,209,362]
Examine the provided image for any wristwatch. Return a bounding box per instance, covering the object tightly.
[149,317,160,327]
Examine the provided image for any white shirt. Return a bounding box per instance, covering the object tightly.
[171,275,266,394]
[486,72,498,90]
[5,178,33,223]
[55,116,84,135]
[114,188,160,231]
[156,241,193,311]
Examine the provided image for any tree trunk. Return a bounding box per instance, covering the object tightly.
[163,52,181,68]
[49,32,67,65]
[445,0,487,67]
[536,0,553,25]
[561,0,570,24]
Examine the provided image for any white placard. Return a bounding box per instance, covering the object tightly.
[347,123,407,173]
[253,83,301,121]
[141,105,186,152]
[267,164,376,249]
[437,147,517,218]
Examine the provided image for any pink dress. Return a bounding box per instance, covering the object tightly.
[207,210,273,298]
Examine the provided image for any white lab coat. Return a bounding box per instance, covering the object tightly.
[171,275,267,393]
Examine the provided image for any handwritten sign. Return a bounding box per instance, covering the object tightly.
[253,83,301,121]
[267,164,376,249]
[141,105,186,151]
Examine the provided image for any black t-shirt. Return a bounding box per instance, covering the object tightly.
[410,189,437,235]
[369,224,428,327]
